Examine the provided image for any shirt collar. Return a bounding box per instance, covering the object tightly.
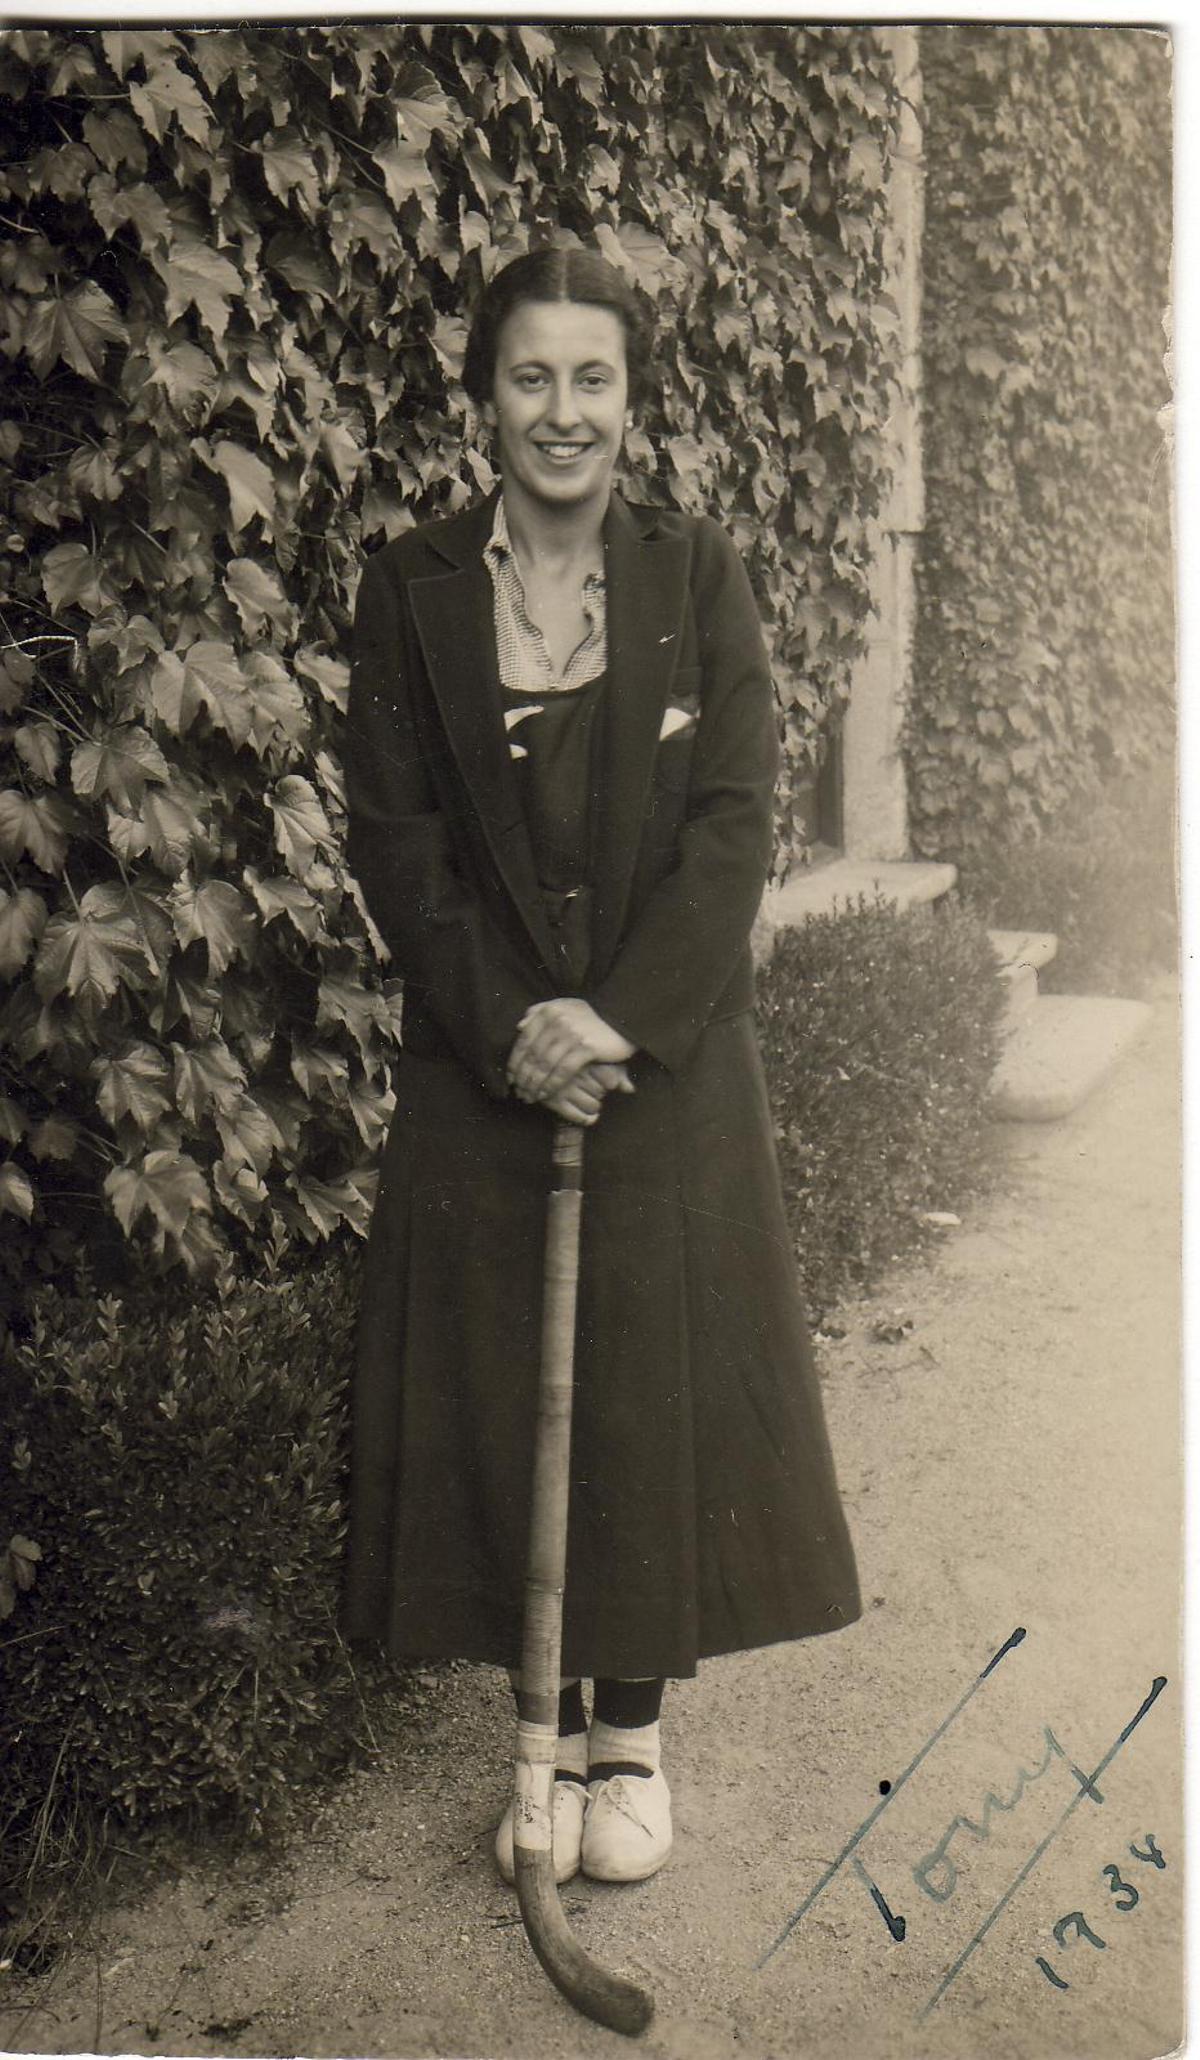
[484,494,605,591]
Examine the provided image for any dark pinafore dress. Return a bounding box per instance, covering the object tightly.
[499,673,605,990]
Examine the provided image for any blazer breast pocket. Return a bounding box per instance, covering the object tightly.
[654,666,702,791]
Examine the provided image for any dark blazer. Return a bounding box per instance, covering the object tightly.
[341,488,778,1099]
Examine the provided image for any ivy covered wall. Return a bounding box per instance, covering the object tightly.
[0,24,900,1274]
[908,25,1174,861]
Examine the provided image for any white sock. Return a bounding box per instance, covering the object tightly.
[588,1717,661,1776]
[556,1730,589,1781]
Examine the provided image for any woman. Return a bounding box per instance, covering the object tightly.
[339,248,860,1889]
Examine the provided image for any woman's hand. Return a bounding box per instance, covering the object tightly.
[507,999,636,1105]
[538,1060,636,1127]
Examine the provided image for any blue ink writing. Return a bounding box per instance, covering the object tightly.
[913,1726,1067,1903]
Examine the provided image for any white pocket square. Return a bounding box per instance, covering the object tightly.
[659,706,697,740]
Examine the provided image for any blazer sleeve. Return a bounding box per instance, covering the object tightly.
[588,517,778,1072]
[341,550,543,1098]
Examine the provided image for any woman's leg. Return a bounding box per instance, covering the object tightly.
[583,1677,673,1883]
[588,1676,665,1778]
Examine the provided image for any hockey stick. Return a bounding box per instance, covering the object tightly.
[511,1120,655,2036]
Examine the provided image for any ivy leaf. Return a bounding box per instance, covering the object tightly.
[244,653,309,756]
[263,231,336,302]
[319,420,366,491]
[158,236,243,339]
[172,1037,246,1125]
[394,62,453,144]
[141,338,219,417]
[104,1148,210,1240]
[290,1170,372,1240]
[290,1041,349,1098]
[0,648,35,715]
[22,282,126,381]
[33,140,99,204]
[224,558,295,639]
[93,1041,174,1131]
[294,647,349,712]
[375,140,433,209]
[0,1162,35,1224]
[87,172,172,248]
[128,52,212,147]
[243,867,322,942]
[151,641,253,747]
[71,723,170,809]
[66,442,123,502]
[82,106,149,174]
[0,1097,25,1146]
[34,886,151,1010]
[848,133,885,190]
[269,775,334,880]
[168,877,254,974]
[216,1092,284,1180]
[100,28,178,78]
[316,974,389,1067]
[348,1072,395,1150]
[0,887,48,977]
[212,1156,269,1228]
[29,1115,78,1163]
[139,786,210,877]
[0,790,71,873]
[42,541,110,614]
[666,433,710,483]
[14,722,62,783]
[203,439,276,536]
[262,129,323,212]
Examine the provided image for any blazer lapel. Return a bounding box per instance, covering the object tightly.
[408,500,560,975]
[590,494,692,980]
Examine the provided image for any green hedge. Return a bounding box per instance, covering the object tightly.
[1,1246,363,1867]
[758,897,1007,1316]
[0,24,901,1277]
[908,25,1174,860]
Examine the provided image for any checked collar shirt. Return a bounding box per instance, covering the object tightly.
[482,494,607,693]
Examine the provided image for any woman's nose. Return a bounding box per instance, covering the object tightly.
[545,375,582,428]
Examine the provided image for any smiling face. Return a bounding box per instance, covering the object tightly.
[482,298,629,519]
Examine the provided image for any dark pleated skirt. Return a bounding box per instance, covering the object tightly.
[340,1012,861,1679]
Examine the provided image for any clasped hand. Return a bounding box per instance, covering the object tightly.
[507,997,637,1126]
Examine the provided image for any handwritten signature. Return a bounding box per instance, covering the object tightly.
[756,1624,1169,2020]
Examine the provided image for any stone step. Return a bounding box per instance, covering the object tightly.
[989,928,1059,973]
[993,995,1152,1122]
[988,929,1059,1036]
[773,857,957,927]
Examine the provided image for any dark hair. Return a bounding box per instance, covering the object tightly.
[462,247,653,409]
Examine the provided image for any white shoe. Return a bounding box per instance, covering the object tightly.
[494,1777,587,1885]
[581,1769,673,1882]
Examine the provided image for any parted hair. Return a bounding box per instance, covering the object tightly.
[462,247,653,408]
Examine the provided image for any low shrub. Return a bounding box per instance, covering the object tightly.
[1,1239,366,1902]
[955,759,1177,999]
[757,895,1007,1316]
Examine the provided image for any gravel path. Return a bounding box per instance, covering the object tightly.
[2,988,1182,2060]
